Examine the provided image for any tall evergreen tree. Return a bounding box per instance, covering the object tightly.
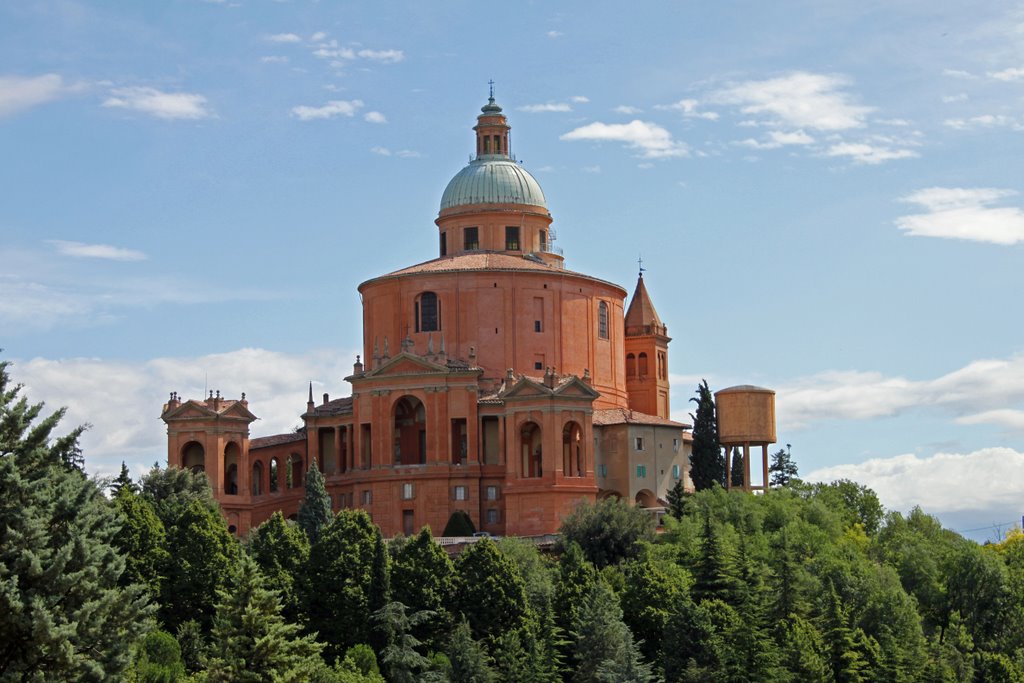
[661,598,724,681]
[571,581,653,683]
[691,513,739,605]
[621,556,687,665]
[688,379,723,491]
[821,582,870,683]
[298,457,332,545]
[372,601,434,683]
[206,554,323,682]
[446,618,496,683]
[666,480,687,520]
[769,447,799,487]
[730,447,744,488]
[452,538,530,644]
[368,528,392,654]
[0,358,152,679]
[391,526,455,652]
[111,485,169,598]
[554,541,598,671]
[247,511,309,622]
[111,460,138,496]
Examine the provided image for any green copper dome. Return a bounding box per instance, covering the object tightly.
[440,158,548,211]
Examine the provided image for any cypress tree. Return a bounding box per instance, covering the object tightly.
[688,379,723,491]
[368,528,392,654]
[206,554,323,682]
[0,358,152,679]
[730,447,744,488]
[298,457,332,545]
[666,480,687,520]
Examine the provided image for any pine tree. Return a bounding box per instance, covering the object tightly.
[111,460,138,496]
[688,379,724,491]
[0,357,152,679]
[769,447,799,487]
[446,618,497,683]
[206,554,323,682]
[666,480,687,520]
[661,598,724,681]
[368,528,392,654]
[776,615,829,681]
[691,513,739,605]
[247,511,309,623]
[572,581,653,683]
[730,447,744,488]
[298,457,332,545]
[822,582,870,683]
[452,538,530,644]
[554,541,597,672]
[372,601,434,683]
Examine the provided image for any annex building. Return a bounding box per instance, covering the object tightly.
[161,93,694,538]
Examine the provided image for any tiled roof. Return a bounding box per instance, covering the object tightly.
[592,408,690,429]
[624,275,666,334]
[381,252,561,277]
[250,431,306,450]
[309,396,354,416]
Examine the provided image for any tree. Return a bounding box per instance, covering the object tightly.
[131,629,186,683]
[769,446,799,487]
[822,581,870,683]
[372,601,433,683]
[571,581,653,683]
[442,509,476,536]
[111,460,138,496]
[391,526,455,651]
[367,528,391,654]
[298,458,332,545]
[661,598,724,681]
[140,464,218,529]
[300,509,379,661]
[666,480,687,520]
[159,497,241,633]
[730,447,744,488]
[446,618,496,683]
[620,556,687,665]
[691,513,739,605]
[247,511,309,622]
[0,357,152,679]
[112,485,169,598]
[453,538,530,643]
[688,379,723,491]
[558,497,655,569]
[206,553,323,682]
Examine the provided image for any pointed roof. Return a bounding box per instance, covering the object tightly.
[624,274,667,337]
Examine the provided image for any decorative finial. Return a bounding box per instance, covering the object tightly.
[638,255,645,278]
[308,382,313,403]
[488,79,495,100]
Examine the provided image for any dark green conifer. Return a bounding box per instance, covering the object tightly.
[446,618,497,683]
[688,379,723,491]
[298,457,332,545]
[453,538,529,643]
[247,511,309,622]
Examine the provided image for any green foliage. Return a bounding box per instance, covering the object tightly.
[691,513,740,605]
[453,538,530,643]
[345,644,380,677]
[554,541,598,672]
[112,460,139,496]
[730,446,744,488]
[246,511,309,622]
[298,458,332,545]
[391,526,455,651]
[769,447,799,486]
[132,630,186,683]
[206,553,323,682]
[141,465,218,529]
[113,485,170,598]
[661,597,724,680]
[688,379,723,491]
[371,601,433,683]
[571,580,653,683]
[620,555,687,665]
[176,620,206,674]
[300,509,379,661]
[446,618,496,683]
[159,498,241,633]
[0,359,152,680]
[666,479,687,520]
[558,496,655,569]
[442,509,476,536]
[367,529,391,654]
[497,536,556,613]
[809,479,884,535]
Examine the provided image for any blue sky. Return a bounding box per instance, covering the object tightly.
[3,1,1023,540]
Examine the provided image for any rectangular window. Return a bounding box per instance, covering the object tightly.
[534,320,542,332]
[673,438,680,452]
[439,232,447,256]
[597,464,607,478]
[636,464,647,478]
[534,361,543,370]
[485,485,499,500]
[453,485,468,501]
[634,437,645,451]
[486,509,499,524]
[361,489,372,505]
[451,418,468,464]
[403,509,415,536]
[464,227,479,251]
[539,229,547,251]
[505,226,520,251]
[402,483,415,500]
[672,464,681,480]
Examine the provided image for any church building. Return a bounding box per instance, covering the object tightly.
[160,92,693,537]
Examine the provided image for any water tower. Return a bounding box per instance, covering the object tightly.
[715,385,776,492]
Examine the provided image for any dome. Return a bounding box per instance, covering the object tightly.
[440,158,548,211]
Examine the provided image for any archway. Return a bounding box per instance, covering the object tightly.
[520,421,542,478]
[393,395,427,465]
[224,442,240,495]
[269,457,281,492]
[562,421,584,477]
[635,489,657,508]
[252,460,263,496]
[287,454,303,488]
[182,441,205,473]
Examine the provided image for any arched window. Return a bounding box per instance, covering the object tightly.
[521,422,542,478]
[252,461,263,496]
[626,353,636,377]
[562,422,583,477]
[393,396,427,465]
[224,442,241,495]
[182,441,205,473]
[638,352,649,377]
[597,301,609,340]
[269,457,280,492]
[415,292,440,332]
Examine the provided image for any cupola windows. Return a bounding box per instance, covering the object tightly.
[415,292,440,332]
[598,301,609,340]
[464,227,479,251]
[505,226,520,251]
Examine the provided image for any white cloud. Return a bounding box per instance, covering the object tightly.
[291,98,364,121]
[776,352,1024,431]
[942,93,968,103]
[739,129,814,149]
[570,95,589,103]
[356,49,404,64]
[518,102,572,113]
[614,105,642,115]
[943,69,976,79]
[956,409,1024,430]
[9,349,355,479]
[260,56,289,64]
[656,98,719,120]
[0,73,72,117]
[370,146,419,158]
[825,142,918,164]
[314,46,356,60]
[103,86,211,120]
[266,32,303,43]
[547,30,563,38]
[714,72,873,131]
[806,448,1024,516]
[896,187,1024,244]
[363,111,387,124]
[876,118,910,126]
[47,240,146,262]
[989,66,1024,81]
[310,31,327,42]
[560,120,689,158]
[582,165,601,173]
[944,114,1020,130]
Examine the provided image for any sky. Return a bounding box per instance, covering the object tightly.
[2,1,1023,541]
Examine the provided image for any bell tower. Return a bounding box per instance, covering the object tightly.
[624,270,671,418]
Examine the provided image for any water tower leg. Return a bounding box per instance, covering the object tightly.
[762,444,769,491]
[725,447,732,490]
